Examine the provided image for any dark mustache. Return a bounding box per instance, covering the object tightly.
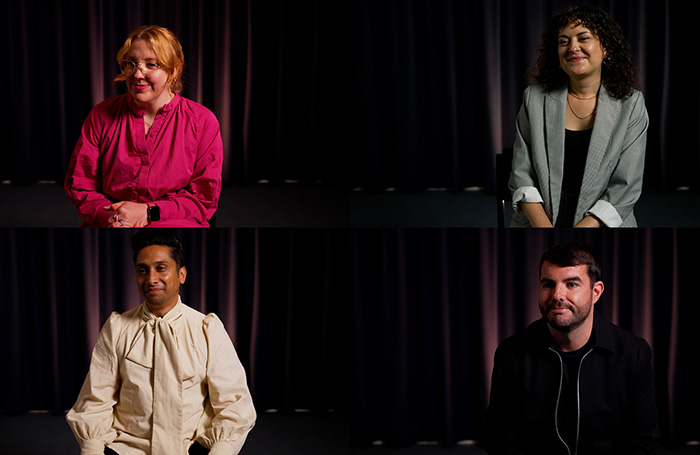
[547,301,574,312]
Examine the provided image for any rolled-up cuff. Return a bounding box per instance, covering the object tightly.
[209,441,235,455]
[80,439,106,455]
[586,200,623,227]
[511,186,543,214]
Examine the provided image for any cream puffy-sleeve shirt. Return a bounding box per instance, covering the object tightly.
[66,299,256,455]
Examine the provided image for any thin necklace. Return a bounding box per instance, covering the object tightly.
[568,91,598,100]
[567,96,597,120]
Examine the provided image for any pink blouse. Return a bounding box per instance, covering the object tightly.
[65,93,223,227]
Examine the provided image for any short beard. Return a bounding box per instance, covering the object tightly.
[544,301,592,333]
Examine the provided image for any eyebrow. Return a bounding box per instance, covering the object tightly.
[135,260,170,268]
[123,56,159,62]
[559,31,592,38]
[540,276,583,284]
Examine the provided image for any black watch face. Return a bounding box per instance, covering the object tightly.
[149,206,161,222]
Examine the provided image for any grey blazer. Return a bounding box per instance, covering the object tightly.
[509,84,648,227]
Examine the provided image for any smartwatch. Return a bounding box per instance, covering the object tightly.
[147,203,161,223]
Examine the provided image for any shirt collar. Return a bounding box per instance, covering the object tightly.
[535,310,616,354]
[127,92,180,117]
[141,296,184,323]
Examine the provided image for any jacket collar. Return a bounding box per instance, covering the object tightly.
[533,310,616,354]
[544,84,621,224]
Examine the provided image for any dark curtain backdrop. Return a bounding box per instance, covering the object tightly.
[352,228,700,448]
[1,0,351,186]
[351,0,700,193]
[0,228,348,415]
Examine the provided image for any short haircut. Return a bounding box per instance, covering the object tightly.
[114,24,185,93]
[539,242,602,286]
[131,229,185,269]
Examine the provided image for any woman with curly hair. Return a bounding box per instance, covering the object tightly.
[509,5,647,227]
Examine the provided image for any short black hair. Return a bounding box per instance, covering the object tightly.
[131,229,185,269]
[539,242,601,286]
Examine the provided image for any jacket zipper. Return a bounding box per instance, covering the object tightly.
[549,347,570,455]
[574,348,594,455]
[550,346,595,455]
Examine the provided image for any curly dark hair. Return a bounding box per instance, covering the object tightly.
[529,5,639,99]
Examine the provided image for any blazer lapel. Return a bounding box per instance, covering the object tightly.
[576,86,621,221]
[544,86,567,222]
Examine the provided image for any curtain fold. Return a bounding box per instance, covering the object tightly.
[1,0,349,186]
[351,228,700,448]
[351,0,700,193]
[0,228,347,416]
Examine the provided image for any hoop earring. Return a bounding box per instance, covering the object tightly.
[603,57,612,67]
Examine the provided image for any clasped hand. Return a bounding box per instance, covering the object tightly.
[103,202,149,228]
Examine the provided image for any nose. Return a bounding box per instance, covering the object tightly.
[132,65,146,78]
[147,269,159,284]
[553,283,566,302]
[568,40,580,53]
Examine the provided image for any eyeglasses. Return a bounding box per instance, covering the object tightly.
[119,60,162,75]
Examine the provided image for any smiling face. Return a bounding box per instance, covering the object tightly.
[538,261,603,333]
[124,38,177,111]
[557,22,606,82]
[135,245,186,315]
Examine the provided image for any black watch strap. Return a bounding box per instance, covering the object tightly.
[147,203,161,222]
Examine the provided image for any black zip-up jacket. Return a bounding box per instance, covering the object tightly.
[484,312,660,454]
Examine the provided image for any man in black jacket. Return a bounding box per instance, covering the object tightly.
[484,242,660,454]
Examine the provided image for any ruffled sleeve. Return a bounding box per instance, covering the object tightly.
[65,312,122,454]
[197,314,256,454]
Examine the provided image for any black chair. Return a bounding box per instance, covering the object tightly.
[496,147,514,228]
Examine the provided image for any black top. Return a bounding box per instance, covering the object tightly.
[557,129,592,226]
[484,312,660,454]
[563,128,592,192]
[557,343,592,452]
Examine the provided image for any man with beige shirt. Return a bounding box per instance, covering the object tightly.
[66,230,256,455]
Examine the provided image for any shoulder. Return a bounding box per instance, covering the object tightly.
[203,312,226,333]
[522,83,552,103]
[179,303,226,332]
[82,94,129,132]
[495,318,548,359]
[608,320,650,349]
[98,305,142,341]
[179,302,208,323]
[624,89,647,117]
[606,88,647,114]
[175,95,220,127]
[597,317,652,363]
[91,94,129,118]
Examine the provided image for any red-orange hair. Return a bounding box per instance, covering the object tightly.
[114,25,185,93]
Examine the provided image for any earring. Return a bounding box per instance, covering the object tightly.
[603,57,612,67]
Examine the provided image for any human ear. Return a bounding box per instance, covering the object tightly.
[179,266,187,284]
[591,281,604,304]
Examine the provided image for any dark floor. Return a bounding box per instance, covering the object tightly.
[0,411,349,455]
[0,182,350,228]
[350,443,700,454]
[2,182,700,227]
[350,188,700,227]
[3,411,695,454]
